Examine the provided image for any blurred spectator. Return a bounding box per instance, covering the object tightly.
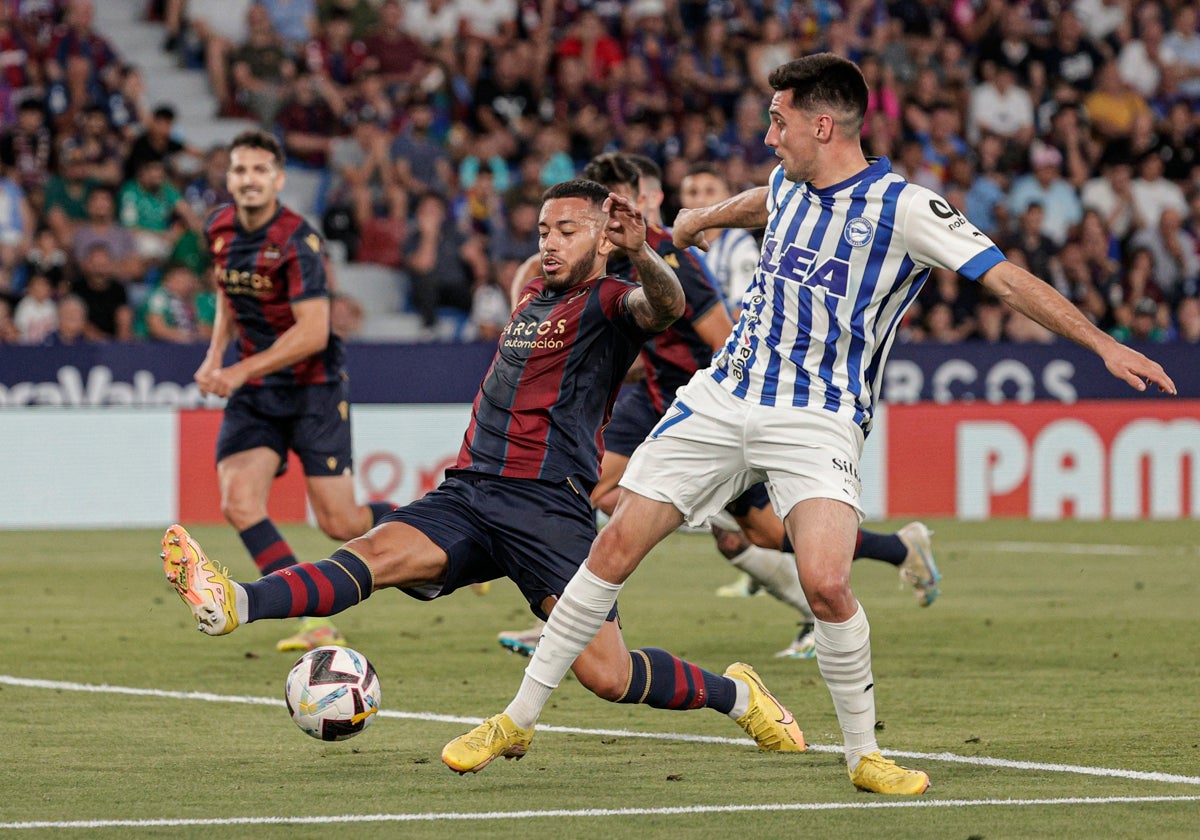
[488,196,538,264]
[1009,203,1060,284]
[69,103,125,186]
[43,141,98,246]
[117,158,203,268]
[967,63,1034,146]
[459,0,518,47]
[403,190,486,332]
[72,185,144,283]
[471,43,538,137]
[555,9,623,88]
[0,96,53,195]
[389,95,451,195]
[42,293,94,346]
[104,64,149,141]
[1130,150,1187,233]
[305,8,368,87]
[275,70,345,168]
[326,117,405,262]
[225,3,295,123]
[21,227,68,292]
[893,138,941,192]
[137,262,201,342]
[1084,60,1153,142]
[360,0,428,94]
[971,295,1008,343]
[1116,1,1166,99]
[183,146,233,221]
[976,2,1040,85]
[123,105,198,183]
[13,272,57,343]
[1129,208,1199,303]
[70,242,132,340]
[316,0,379,40]
[186,0,255,118]
[1081,159,1140,240]
[0,152,35,281]
[0,3,36,123]
[257,0,317,50]
[673,16,744,118]
[44,0,119,125]
[1042,8,1106,93]
[1175,296,1200,343]
[1162,4,1200,101]
[679,163,759,305]
[1111,295,1169,342]
[1007,144,1084,247]
[403,0,461,50]
[918,103,970,183]
[1153,101,1199,183]
[1074,0,1130,46]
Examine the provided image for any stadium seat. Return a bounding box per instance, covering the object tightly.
[334,264,407,315]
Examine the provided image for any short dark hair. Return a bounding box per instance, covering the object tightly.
[685,162,722,179]
[228,129,286,167]
[152,105,177,121]
[581,153,640,192]
[624,153,662,183]
[542,178,611,208]
[768,53,869,135]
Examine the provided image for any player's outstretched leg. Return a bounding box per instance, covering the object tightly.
[724,663,806,751]
[896,522,940,606]
[162,524,242,636]
[849,751,930,795]
[442,714,534,774]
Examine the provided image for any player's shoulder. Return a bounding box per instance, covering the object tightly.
[205,203,236,233]
[275,206,324,253]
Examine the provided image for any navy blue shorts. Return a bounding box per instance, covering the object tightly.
[603,382,661,457]
[383,472,617,621]
[216,380,353,477]
[725,482,772,517]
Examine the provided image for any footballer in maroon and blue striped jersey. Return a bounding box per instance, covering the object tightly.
[189,129,395,654]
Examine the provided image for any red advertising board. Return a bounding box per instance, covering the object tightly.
[887,401,1199,519]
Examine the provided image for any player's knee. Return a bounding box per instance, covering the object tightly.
[315,509,364,542]
[219,496,264,530]
[799,572,852,620]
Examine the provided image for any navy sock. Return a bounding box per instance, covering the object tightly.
[239,518,297,575]
[855,529,907,566]
[367,501,397,526]
[245,548,374,622]
[618,648,736,714]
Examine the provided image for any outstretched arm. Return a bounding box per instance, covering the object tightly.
[604,192,684,332]
[980,261,1176,394]
[672,186,769,252]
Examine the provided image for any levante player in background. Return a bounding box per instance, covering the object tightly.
[163,178,809,766]
[191,129,395,652]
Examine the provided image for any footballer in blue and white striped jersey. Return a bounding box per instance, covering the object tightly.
[710,158,1005,432]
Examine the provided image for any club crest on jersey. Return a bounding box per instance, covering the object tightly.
[843,217,875,247]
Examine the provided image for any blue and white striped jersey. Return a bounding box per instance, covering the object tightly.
[710,158,1005,432]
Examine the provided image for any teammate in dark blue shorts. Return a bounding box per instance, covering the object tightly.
[164,178,808,770]
[193,129,395,652]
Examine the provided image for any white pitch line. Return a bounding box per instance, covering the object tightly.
[2,796,1198,831]
[3,675,1199,787]
[940,541,1199,557]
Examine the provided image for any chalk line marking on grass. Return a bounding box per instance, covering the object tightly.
[4,675,1199,787]
[3,795,1199,830]
[940,541,1199,558]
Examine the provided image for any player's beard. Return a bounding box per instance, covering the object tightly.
[543,244,599,292]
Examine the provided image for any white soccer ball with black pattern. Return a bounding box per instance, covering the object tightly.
[285,645,381,741]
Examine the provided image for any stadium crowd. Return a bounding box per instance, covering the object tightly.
[2,0,1200,346]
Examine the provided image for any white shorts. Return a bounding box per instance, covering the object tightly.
[620,373,865,526]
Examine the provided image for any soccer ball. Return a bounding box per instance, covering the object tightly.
[285,646,381,741]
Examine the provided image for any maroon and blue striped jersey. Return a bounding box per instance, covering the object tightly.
[611,226,724,415]
[206,203,344,387]
[455,273,650,490]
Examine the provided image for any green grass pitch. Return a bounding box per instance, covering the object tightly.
[1,520,1197,838]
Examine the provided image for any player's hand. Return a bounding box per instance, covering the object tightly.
[672,208,710,252]
[1101,343,1177,395]
[196,366,248,399]
[602,192,646,253]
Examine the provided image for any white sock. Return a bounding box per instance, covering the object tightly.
[726,676,750,720]
[503,564,622,729]
[730,545,815,620]
[814,603,878,769]
[233,582,248,624]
